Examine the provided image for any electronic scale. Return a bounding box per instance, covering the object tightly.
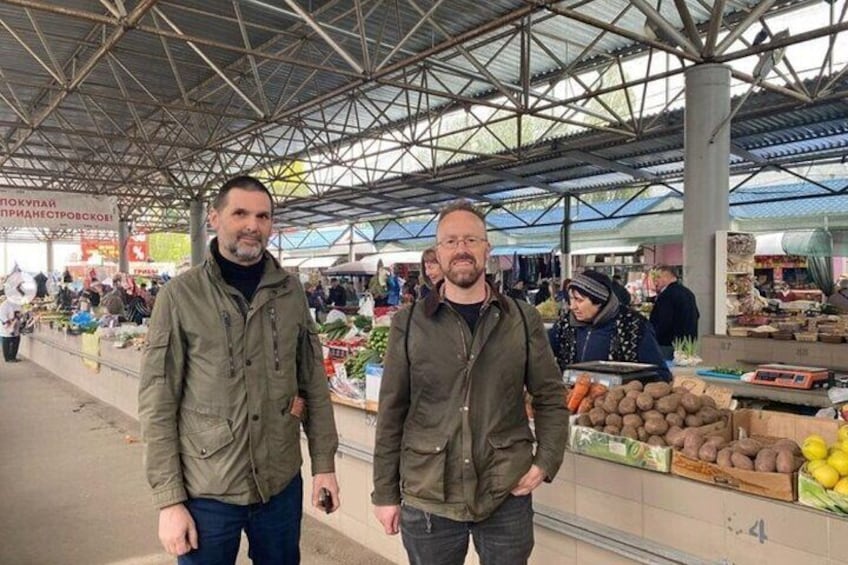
[751,364,831,390]
[564,360,662,387]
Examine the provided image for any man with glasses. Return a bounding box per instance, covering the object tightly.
[371,200,568,564]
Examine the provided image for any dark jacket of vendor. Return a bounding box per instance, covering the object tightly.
[549,271,671,382]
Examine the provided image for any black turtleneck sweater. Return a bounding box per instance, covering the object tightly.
[212,241,265,303]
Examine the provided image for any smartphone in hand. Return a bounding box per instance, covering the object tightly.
[318,487,333,514]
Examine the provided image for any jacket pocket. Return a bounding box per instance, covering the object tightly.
[400,433,449,502]
[179,421,234,459]
[487,427,535,494]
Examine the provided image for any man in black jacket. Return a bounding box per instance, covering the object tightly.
[327,277,346,307]
[649,265,699,358]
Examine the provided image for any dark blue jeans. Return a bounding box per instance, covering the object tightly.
[401,494,534,565]
[179,474,303,565]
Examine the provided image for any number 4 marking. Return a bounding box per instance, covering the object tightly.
[748,519,767,544]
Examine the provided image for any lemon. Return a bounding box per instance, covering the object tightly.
[807,459,828,473]
[828,451,848,476]
[812,464,840,489]
[838,426,848,443]
[805,434,827,446]
[802,440,828,461]
[834,477,848,496]
[838,439,848,454]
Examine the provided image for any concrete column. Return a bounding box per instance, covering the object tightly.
[683,64,731,337]
[46,239,55,273]
[559,196,573,279]
[348,224,355,262]
[190,199,207,266]
[118,219,130,273]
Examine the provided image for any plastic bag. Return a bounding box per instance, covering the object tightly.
[358,293,375,318]
[325,309,347,325]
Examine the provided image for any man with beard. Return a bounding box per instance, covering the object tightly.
[372,200,568,565]
[139,175,340,564]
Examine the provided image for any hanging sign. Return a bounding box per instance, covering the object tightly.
[0,189,119,230]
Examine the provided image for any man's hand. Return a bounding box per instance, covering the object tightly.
[312,472,340,513]
[158,503,198,556]
[510,464,546,496]
[373,504,401,535]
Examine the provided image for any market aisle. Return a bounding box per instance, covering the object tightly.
[0,357,393,565]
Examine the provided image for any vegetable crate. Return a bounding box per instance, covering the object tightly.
[568,416,672,473]
[671,409,840,502]
[798,468,848,516]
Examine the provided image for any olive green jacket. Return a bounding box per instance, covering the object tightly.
[371,285,568,522]
[139,243,338,509]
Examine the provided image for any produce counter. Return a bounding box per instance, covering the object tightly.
[22,327,848,564]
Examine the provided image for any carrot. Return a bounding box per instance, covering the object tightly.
[577,396,593,414]
[567,374,592,413]
[588,382,608,400]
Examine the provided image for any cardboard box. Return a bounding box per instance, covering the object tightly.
[798,467,848,515]
[671,409,841,502]
[568,417,672,473]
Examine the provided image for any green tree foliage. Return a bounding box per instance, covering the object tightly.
[148,232,191,263]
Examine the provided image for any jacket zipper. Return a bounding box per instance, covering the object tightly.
[221,311,236,378]
[269,306,280,371]
[581,328,593,361]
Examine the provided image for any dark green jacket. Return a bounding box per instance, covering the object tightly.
[371,285,568,521]
[139,243,338,508]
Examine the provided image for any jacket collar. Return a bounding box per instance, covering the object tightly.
[423,279,512,318]
[203,238,292,291]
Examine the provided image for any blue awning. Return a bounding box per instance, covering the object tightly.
[490,246,553,256]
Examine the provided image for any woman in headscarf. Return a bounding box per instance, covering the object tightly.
[548,270,671,381]
[418,247,443,300]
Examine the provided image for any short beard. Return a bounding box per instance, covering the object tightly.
[444,261,484,289]
[227,240,264,263]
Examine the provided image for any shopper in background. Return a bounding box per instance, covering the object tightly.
[327,277,347,308]
[507,279,528,302]
[649,265,699,359]
[0,299,22,362]
[372,200,568,565]
[550,271,671,381]
[418,246,443,300]
[138,175,339,564]
[533,278,552,305]
[611,273,631,306]
[827,278,848,313]
[343,280,358,305]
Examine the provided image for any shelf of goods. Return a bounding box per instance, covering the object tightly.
[716,231,759,336]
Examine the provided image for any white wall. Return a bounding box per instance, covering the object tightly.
[1,241,80,274]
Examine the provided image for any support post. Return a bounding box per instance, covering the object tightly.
[46,238,55,273]
[190,199,207,267]
[683,64,731,337]
[118,218,130,273]
[559,196,573,280]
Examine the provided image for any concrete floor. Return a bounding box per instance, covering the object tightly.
[0,357,393,565]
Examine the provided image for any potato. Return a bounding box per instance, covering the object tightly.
[608,387,627,402]
[665,413,685,428]
[735,438,762,458]
[637,426,648,442]
[635,392,654,412]
[672,386,686,395]
[644,382,671,399]
[621,425,639,440]
[625,380,644,392]
[644,417,669,436]
[594,425,605,431]
[576,414,593,427]
[666,426,686,449]
[704,435,728,449]
[577,397,594,414]
[647,435,667,447]
[700,395,717,409]
[602,395,620,414]
[588,407,607,427]
[774,439,801,456]
[641,410,663,421]
[603,425,621,436]
[682,445,700,459]
[698,407,721,425]
[605,413,623,428]
[680,393,703,414]
[625,389,641,400]
[698,443,718,463]
[731,452,754,470]
[655,394,680,415]
[676,406,687,420]
[683,429,705,452]
[775,450,796,474]
[593,396,606,409]
[684,414,704,428]
[717,448,733,468]
[622,414,643,429]
[618,397,637,415]
[754,448,777,473]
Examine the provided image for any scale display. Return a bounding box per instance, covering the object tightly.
[751,364,830,390]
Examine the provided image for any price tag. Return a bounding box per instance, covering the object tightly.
[333,362,348,381]
[609,440,627,457]
[673,375,706,395]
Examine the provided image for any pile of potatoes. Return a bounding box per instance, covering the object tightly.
[574,380,726,447]
[682,434,803,474]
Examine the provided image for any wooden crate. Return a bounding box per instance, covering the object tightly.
[671,409,842,502]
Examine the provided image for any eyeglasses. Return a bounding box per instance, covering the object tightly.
[437,236,487,250]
